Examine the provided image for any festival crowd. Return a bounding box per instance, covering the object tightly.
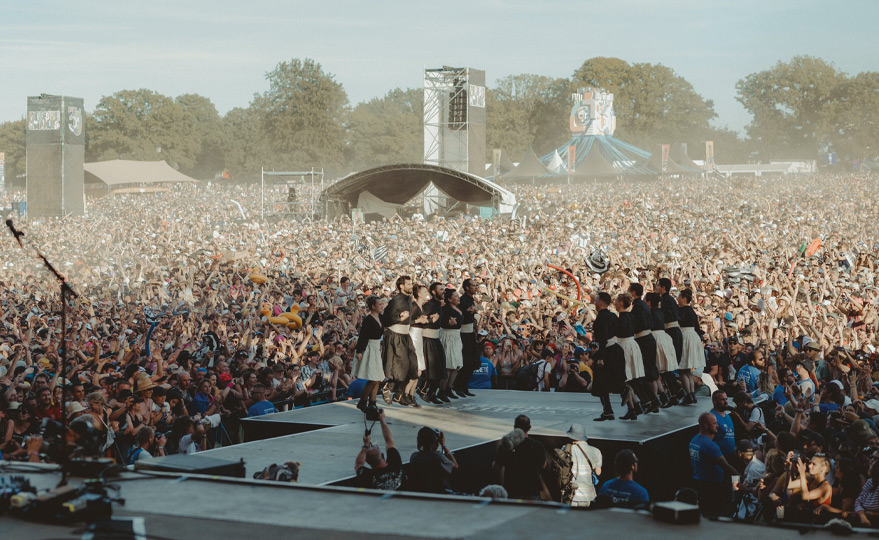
[2,173,879,528]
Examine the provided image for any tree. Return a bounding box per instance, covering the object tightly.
[346,88,422,170]
[486,74,570,160]
[221,105,272,179]
[572,57,716,149]
[0,119,26,188]
[175,94,225,178]
[87,89,200,171]
[736,56,842,160]
[833,71,879,160]
[253,58,348,173]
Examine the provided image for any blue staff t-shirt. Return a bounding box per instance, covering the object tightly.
[598,478,649,505]
[689,434,723,482]
[468,357,497,389]
[247,400,278,417]
[736,365,760,393]
[710,410,736,456]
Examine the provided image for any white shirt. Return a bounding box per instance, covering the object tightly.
[178,434,199,455]
[535,360,550,391]
[570,441,602,505]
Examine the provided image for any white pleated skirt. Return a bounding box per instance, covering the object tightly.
[352,339,385,381]
[652,330,679,372]
[679,327,706,370]
[440,328,464,370]
[409,327,426,372]
[619,336,645,381]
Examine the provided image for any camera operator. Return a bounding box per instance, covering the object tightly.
[406,427,458,493]
[559,346,592,393]
[127,425,166,465]
[354,409,403,490]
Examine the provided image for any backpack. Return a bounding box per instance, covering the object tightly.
[127,447,145,466]
[516,360,544,391]
[550,443,578,503]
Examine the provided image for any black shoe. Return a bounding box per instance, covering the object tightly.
[460,389,475,397]
[356,399,368,412]
[680,393,694,405]
[454,389,468,398]
[437,390,451,403]
[427,393,444,405]
[634,402,645,416]
[621,409,639,420]
[382,385,393,405]
[594,413,615,422]
[408,395,422,408]
[446,389,459,399]
[392,392,403,405]
[661,397,678,408]
[648,401,660,414]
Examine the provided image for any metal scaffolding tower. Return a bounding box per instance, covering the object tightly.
[260,167,324,221]
[423,66,486,176]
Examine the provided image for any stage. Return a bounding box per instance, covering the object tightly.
[188,390,699,498]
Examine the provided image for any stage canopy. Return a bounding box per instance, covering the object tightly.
[321,163,516,220]
[84,160,200,187]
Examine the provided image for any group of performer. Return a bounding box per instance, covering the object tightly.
[353,273,705,422]
[591,278,705,421]
[352,276,482,414]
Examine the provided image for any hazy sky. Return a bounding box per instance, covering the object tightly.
[2,0,877,133]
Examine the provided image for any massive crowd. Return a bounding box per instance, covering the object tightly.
[2,173,879,528]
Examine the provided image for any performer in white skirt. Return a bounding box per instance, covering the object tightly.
[677,288,705,405]
[403,284,430,408]
[353,295,386,412]
[614,293,644,420]
[438,288,463,402]
[645,292,685,408]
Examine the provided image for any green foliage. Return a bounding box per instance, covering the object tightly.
[572,57,717,150]
[88,89,200,173]
[253,58,349,174]
[486,74,570,160]
[346,88,422,170]
[0,119,26,187]
[736,56,841,160]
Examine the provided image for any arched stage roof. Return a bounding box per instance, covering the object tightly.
[320,163,516,218]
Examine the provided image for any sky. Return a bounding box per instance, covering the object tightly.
[1,0,877,134]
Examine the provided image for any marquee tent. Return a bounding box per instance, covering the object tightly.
[84,160,200,187]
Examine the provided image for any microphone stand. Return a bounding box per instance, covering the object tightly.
[6,219,79,429]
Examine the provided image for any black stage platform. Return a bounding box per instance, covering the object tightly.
[189,390,699,499]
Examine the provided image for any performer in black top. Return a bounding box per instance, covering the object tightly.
[591,292,625,421]
[353,295,386,412]
[657,278,688,404]
[645,292,684,408]
[614,293,645,420]
[438,288,464,402]
[419,282,447,405]
[402,284,430,407]
[677,288,706,405]
[381,275,417,405]
[453,279,479,398]
[628,283,660,413]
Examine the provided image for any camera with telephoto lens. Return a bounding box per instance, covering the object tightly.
[364,403,382,422]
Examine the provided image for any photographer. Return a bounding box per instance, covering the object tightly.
[559,346,592,393]
[354,409,403,490]
[127,425,166,465]
[168,415,206,455]
[405,427,458,494]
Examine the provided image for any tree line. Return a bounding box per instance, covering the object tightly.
[0,55,876,184]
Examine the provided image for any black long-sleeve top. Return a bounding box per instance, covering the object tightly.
[650,307,666,332]
[355,314,383,353]
[615,311,636,339]
[679,305,699,328]
[410,302,426,329]
[382,292,412,327]
[631,298,653,334]
[459,293,476,326]
[441,305,462,330]
[593,308,618,350]
[423,299,443,330]
[660,292,680,323]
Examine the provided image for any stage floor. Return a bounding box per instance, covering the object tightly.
[196,390,699,485]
